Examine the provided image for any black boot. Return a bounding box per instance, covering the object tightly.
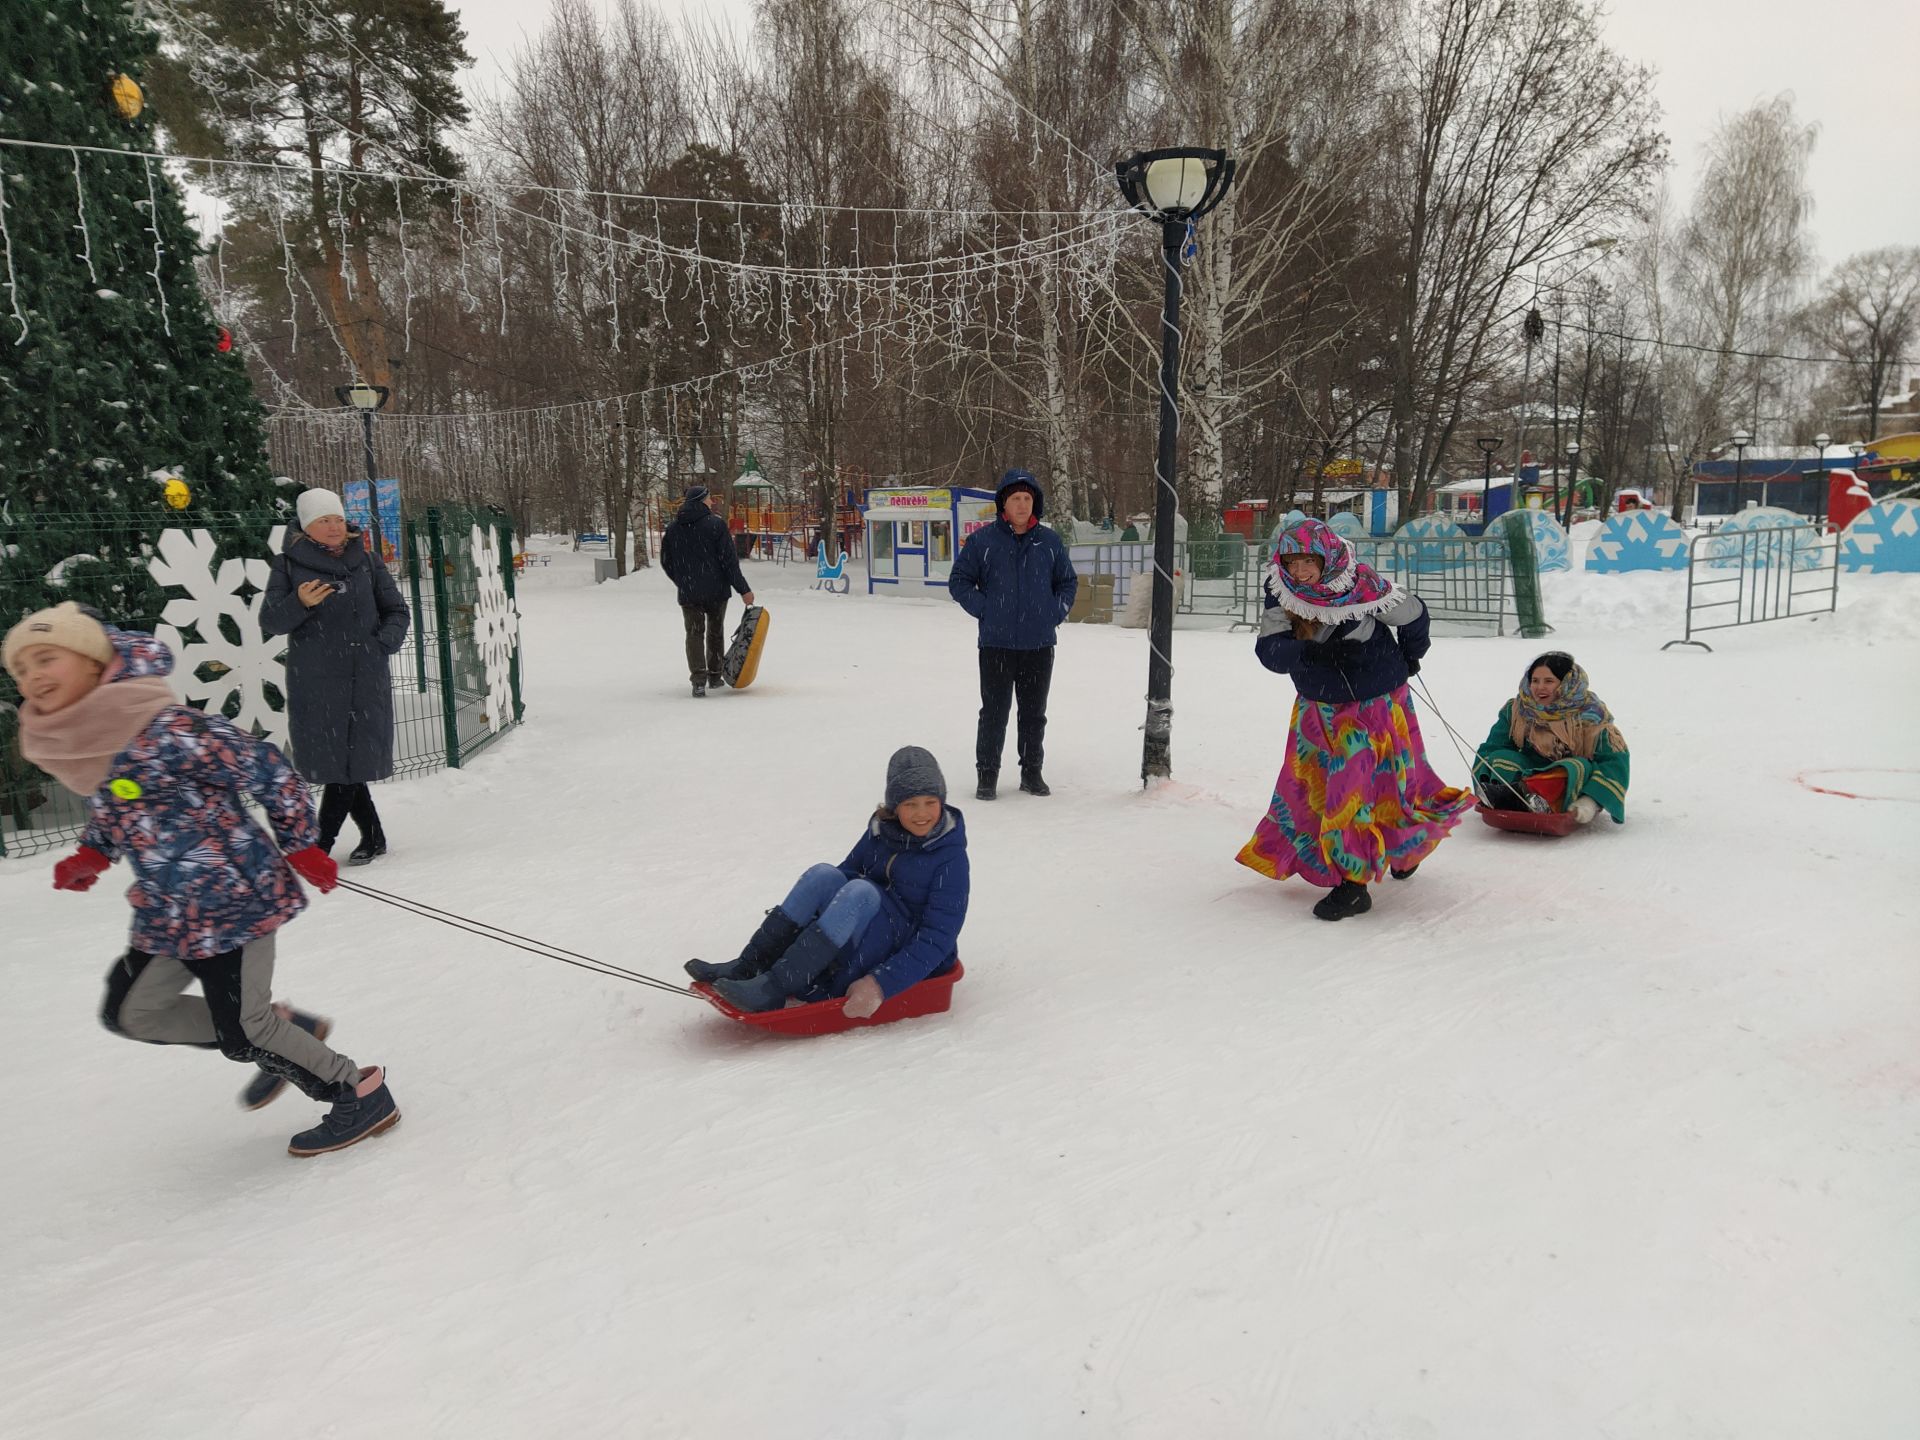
[347,835,387,866]
[976,769,998,801]
[711,922,844,1012]
[1312,880,1373,921]
[685,907,802,984]
[692,681,707,698]
[1389,862,1419,880]
[1018,768,1050,797]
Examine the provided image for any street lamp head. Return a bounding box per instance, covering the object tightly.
[1115,147,1236,224]
[1730,429,1752,448]
[335,382,390,412]
[1476,435,1503,455]
[1566,441,1580,457]
[1813,431,1830,449]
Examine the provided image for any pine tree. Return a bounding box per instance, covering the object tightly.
[148,0,472,391]
[0,0,284,636]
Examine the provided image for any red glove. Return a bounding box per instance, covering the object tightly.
[52,846,112,892]
[286,847,339,894]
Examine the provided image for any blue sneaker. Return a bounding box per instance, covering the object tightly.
[288,1067,400,1157]
[239,1008,331,1110]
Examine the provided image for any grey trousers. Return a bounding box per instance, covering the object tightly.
[101,934,360,1101]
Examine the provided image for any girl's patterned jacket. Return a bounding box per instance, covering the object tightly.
[80,631,318,958]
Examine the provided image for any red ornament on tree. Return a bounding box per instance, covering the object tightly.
[216,327,233,353]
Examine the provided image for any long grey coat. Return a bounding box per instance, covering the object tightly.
[260,527,410,784]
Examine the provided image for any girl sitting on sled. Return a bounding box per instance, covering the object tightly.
[686,746,969,1014]
[1475,652,1630,824]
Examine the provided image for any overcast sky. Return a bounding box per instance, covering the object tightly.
[447,0,1918,270]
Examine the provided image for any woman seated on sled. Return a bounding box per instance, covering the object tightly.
[684,746,969,1015]
[1475,652,1630,825]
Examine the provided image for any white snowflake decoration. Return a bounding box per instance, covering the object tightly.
[469,523,520,733]
[150,528,290,748]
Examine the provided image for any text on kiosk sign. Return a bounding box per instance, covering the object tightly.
[868,489,951,509]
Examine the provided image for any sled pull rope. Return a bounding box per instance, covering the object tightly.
[1410,675,1503,792]
[335,879,699,999]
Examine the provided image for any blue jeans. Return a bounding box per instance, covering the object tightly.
[778,864,882,949]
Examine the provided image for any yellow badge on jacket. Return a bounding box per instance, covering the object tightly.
[109,778,142,801]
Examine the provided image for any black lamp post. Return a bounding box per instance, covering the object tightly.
[336,381,391,559]
[1561,440,1581,529]
[1115,146,1236,783]
[1812,431,1831,525]
[1728,429,1753,517]
[1476,435,1502,532]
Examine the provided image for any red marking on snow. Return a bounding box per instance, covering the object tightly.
[1794,769,1920,803]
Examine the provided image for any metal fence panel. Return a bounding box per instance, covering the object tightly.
[2,507,523,858]
[1662,523,1839,652]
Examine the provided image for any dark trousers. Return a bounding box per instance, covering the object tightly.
[682,599,728,684]
[977,646,1055,774]
[317,782,383,850]
[98,938,358,1103]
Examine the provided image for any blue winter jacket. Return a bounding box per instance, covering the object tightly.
[812,806,970,1000]
[948,474,1078,650]
[1254,587,1432,704]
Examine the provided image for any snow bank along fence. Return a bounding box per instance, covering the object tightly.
[1661,521,1839,654]
[1067,531,1542,635]
[0,506,524,858]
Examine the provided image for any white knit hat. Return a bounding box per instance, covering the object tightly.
[296,488,347,529]
[3,601,114,679]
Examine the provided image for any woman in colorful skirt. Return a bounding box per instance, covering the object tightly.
[1235,520,1473,920]
[1475,652,1629,824]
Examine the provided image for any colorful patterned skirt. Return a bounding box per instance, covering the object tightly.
[1236,685,1473,888]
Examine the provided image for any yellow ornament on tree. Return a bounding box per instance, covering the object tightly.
[162,477,191,510]
[110,73,143,119]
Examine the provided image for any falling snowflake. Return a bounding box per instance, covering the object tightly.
[469,523,520,734]
[150,527,290,749]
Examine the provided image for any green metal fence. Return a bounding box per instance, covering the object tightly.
[1,505,523,858]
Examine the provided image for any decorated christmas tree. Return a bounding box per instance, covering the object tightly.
[0,0,284,638]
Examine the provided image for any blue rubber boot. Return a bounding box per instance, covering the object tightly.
[711,923,844,1013]
[685,908,802,984]
[238,1008,331,1111]
[288,1068,400,1157]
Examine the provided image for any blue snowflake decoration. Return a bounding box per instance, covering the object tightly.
[1705,507,1822,571]
[1326,511,1367,539]
[1839,499,1920,573]
[1393,514,1465,573]
[1488,508,1571,571]
[1585,509,1689,572]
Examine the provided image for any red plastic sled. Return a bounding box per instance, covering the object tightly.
[692,962,964,1036]
[1476,772,1580,837]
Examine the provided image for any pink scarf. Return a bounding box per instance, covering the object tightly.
[19,671,178,796]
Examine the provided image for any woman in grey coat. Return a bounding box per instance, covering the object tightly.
[260,488,410,864]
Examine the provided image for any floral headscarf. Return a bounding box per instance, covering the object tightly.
[1509,653,1626,759]
[1264,518,1401,622]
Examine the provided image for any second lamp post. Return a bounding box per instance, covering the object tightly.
[1115,146,1235,784]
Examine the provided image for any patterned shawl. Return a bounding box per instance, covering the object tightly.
[1509,654,1627,760]
[1265,518,1402,622]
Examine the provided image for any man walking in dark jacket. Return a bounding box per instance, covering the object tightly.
[660,486,753,697]
[948,469,1078,799]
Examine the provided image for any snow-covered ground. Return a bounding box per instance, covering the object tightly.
[3,543,1916,1439]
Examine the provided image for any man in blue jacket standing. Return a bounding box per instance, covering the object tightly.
[948,469,1078,799]
[660,485,753,697]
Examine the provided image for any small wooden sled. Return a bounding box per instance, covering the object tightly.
[1476,771,1580,837]
[692,962,964,1037]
